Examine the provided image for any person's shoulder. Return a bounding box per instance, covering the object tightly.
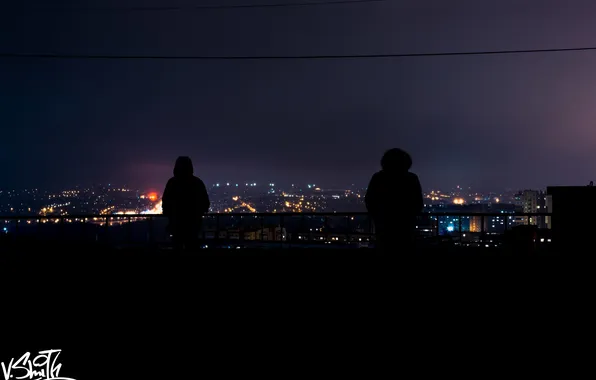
[407,171,419,180]
[192,176,206,186]
[371,171,384,179]
[406,172,421,186]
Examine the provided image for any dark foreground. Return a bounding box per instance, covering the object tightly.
[0,238,573,380]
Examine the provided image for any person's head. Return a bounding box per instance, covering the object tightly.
[381,148,412,172]
[173,156,194,177]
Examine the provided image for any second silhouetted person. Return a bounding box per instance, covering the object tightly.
[365,148,423,253]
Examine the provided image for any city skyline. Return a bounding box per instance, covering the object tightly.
[0,179,553,194]
[4,0,596,190]
[0,177,555,251]
[0,170,587,194]
[0,180,549,214]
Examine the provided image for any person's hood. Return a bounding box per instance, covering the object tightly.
[173,156,194,177]
[381,148,412,172]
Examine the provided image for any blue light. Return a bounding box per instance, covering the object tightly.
[2,227,7,232]
[447,225,454,232]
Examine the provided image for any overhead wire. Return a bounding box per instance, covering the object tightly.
[16,0,392,12]
[2,46,596,60]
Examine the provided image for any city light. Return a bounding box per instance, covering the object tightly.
[142,200,162,214]
[0,183,553,252]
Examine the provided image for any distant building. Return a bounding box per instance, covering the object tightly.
[437,215,471,234]
[520,190,547,227]
[244,226,287,241]
[522,190,539,213]
[426,203,516,234]
[547,185,596,251]
[545,194,553,229]
[469,214,514,233]
[469,216,482,233]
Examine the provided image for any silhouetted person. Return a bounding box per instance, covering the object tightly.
[365,149,423,253]
[162,156,210,251]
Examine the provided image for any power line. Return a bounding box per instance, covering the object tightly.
[2,46,596,61]
[21,0,392,12]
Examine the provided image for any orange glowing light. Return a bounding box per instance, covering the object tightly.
[147,192,158,201]
[453,198,465,205]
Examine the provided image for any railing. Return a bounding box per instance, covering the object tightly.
[0,212,553,250]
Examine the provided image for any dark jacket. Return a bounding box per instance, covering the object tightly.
[162,158,210,225]
[365,170,423,224]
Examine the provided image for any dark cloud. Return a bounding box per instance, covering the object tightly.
[2,0,596,191]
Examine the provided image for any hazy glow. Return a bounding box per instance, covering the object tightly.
[143,199,162,214]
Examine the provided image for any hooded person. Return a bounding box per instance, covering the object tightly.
[365,148,423,253]
[162,156,210,251]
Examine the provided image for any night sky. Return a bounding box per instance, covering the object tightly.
[3,0,596,191]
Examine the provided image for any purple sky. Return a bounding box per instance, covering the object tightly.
[2,0,596,191]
